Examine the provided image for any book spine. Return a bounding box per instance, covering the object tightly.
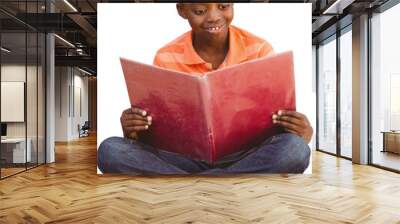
[199,76,215,162]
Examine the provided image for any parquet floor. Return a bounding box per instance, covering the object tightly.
[1,134,400,223]
[1,167,26,177]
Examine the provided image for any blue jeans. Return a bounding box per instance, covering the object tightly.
[97,133,310,175]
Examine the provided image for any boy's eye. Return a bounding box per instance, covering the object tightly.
[193,9,206,15]
[218,4,231,10]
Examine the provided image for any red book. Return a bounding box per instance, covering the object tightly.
[120,51,295,163]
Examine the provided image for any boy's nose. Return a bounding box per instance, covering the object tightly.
[206,9,222,23]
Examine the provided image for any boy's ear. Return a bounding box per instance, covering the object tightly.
[176,3,188,19]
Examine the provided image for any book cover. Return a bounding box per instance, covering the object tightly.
[120,51,295,163]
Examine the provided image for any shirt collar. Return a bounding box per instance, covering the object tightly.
[183,31,206,65]
[182,25,248,67]
[224,25,248,66]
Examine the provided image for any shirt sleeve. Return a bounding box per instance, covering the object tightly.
[153,53,164,67]
[257,41,275,58]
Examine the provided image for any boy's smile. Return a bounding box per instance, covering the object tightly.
[204,23,225,34]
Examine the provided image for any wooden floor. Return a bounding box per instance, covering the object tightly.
[1,163,44,178]
[1,135,400,223]
[1,167,26,178]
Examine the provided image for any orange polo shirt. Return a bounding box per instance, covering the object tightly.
[153,25,274,74]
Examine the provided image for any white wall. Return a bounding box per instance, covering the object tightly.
[54,67,89,141]
[1,64,45,163]
[312,45,317,151]
[73,72,89,138]
[1,65,26,140]
[1,82,24,122]
[1,65,37,138]
[55,67,69,141]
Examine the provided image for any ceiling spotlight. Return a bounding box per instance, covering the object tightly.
[63,0,78,12]
[1,47,11,53]
[322,0,355,15]
[54,34,75,48]
[78,67,93,76]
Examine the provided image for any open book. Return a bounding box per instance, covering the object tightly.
[120,51,295,163]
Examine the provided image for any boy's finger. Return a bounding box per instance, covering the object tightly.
[123,108,146,117]
[131,107,147,116]
[273,120,300,132]
[272,113,302,124]
[123,113,148,121]
[133,125,149,131]
[276,115,306,127]
[123,108,135,114]
[124,125,149,132]
[275,111,310,126]
[277,110,304,119]
[283,128,299,135]
[123,120,150,127]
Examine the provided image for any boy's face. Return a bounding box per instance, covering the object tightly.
[177,3,233,40]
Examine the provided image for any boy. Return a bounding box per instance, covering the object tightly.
[98,3,313,174]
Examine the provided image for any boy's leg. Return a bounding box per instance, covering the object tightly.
[97,137,211,175]
[202,133,311,174]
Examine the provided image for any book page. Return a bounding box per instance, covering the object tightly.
[120,58,212,161]
[206,52,296,161]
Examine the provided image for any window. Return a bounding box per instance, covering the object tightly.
[339,28,352,158]
[317,36,337,155]
[0,1,46,179]
[370,2,400,171]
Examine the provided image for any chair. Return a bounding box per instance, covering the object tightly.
[79,121,90,138]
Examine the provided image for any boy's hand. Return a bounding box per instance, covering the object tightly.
[120,107,152,140]
[272,110,313,144]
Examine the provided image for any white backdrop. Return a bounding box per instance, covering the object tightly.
[98,3,314,173]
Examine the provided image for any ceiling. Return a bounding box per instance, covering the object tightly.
[0,0,392,75]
